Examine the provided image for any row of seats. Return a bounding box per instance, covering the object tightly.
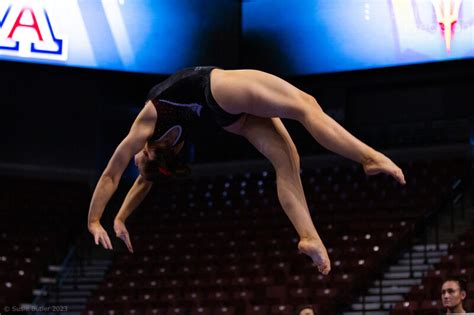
[391,299,474,315]
[84,303,329,315]
[88,286,347,306]
[148,160,463,211]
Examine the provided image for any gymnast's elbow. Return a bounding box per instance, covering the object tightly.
[99,171,121,189]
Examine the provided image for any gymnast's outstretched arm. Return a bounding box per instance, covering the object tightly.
[115,175,153,222]
[113,175,153,253]
[88,103,156,250]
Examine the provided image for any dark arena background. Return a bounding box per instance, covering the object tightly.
[0,0,473,314]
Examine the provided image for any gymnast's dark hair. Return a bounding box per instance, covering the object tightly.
[142,144,190,182]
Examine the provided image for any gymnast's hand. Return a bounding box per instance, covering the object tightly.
[88,221,113,250]
[114,218,134,253]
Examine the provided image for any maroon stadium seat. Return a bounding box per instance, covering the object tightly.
[390,301,418,315]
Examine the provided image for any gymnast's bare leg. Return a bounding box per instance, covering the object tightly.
[211,69,405,185]
[213,69,406,274]
[224,115,332,274]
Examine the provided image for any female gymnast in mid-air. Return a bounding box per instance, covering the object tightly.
[87,66,406,275]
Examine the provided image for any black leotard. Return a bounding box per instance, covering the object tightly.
[146,66,242,145]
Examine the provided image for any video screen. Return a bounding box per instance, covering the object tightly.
[242,0,474,75]
[0,0,239,74]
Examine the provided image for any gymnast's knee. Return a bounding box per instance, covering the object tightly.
[293,92,323,122]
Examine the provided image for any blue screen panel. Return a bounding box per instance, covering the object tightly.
[243,0,474,75]
[0,0,239,74]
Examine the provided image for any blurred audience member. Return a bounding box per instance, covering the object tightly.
[296,305,316,315]
[442,277,468,314]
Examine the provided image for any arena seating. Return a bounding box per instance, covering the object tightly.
[0,177,89,309]
[82,158,467,315]
[390,228,474,315]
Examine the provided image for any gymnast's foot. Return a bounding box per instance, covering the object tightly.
[363,151,406,185]
[298,238,331,275]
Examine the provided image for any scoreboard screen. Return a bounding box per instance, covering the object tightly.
[0,0,239,74]
[242,0,474,75]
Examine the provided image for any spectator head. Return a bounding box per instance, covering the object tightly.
[441,276,467,312]
[296,305,316,315]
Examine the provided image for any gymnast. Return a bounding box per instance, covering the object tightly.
[87,66,406,275]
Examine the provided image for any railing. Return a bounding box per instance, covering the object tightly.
[29,246,79,315]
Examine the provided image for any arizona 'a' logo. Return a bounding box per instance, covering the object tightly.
[0,2,68,60]
[391,0,472,56]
